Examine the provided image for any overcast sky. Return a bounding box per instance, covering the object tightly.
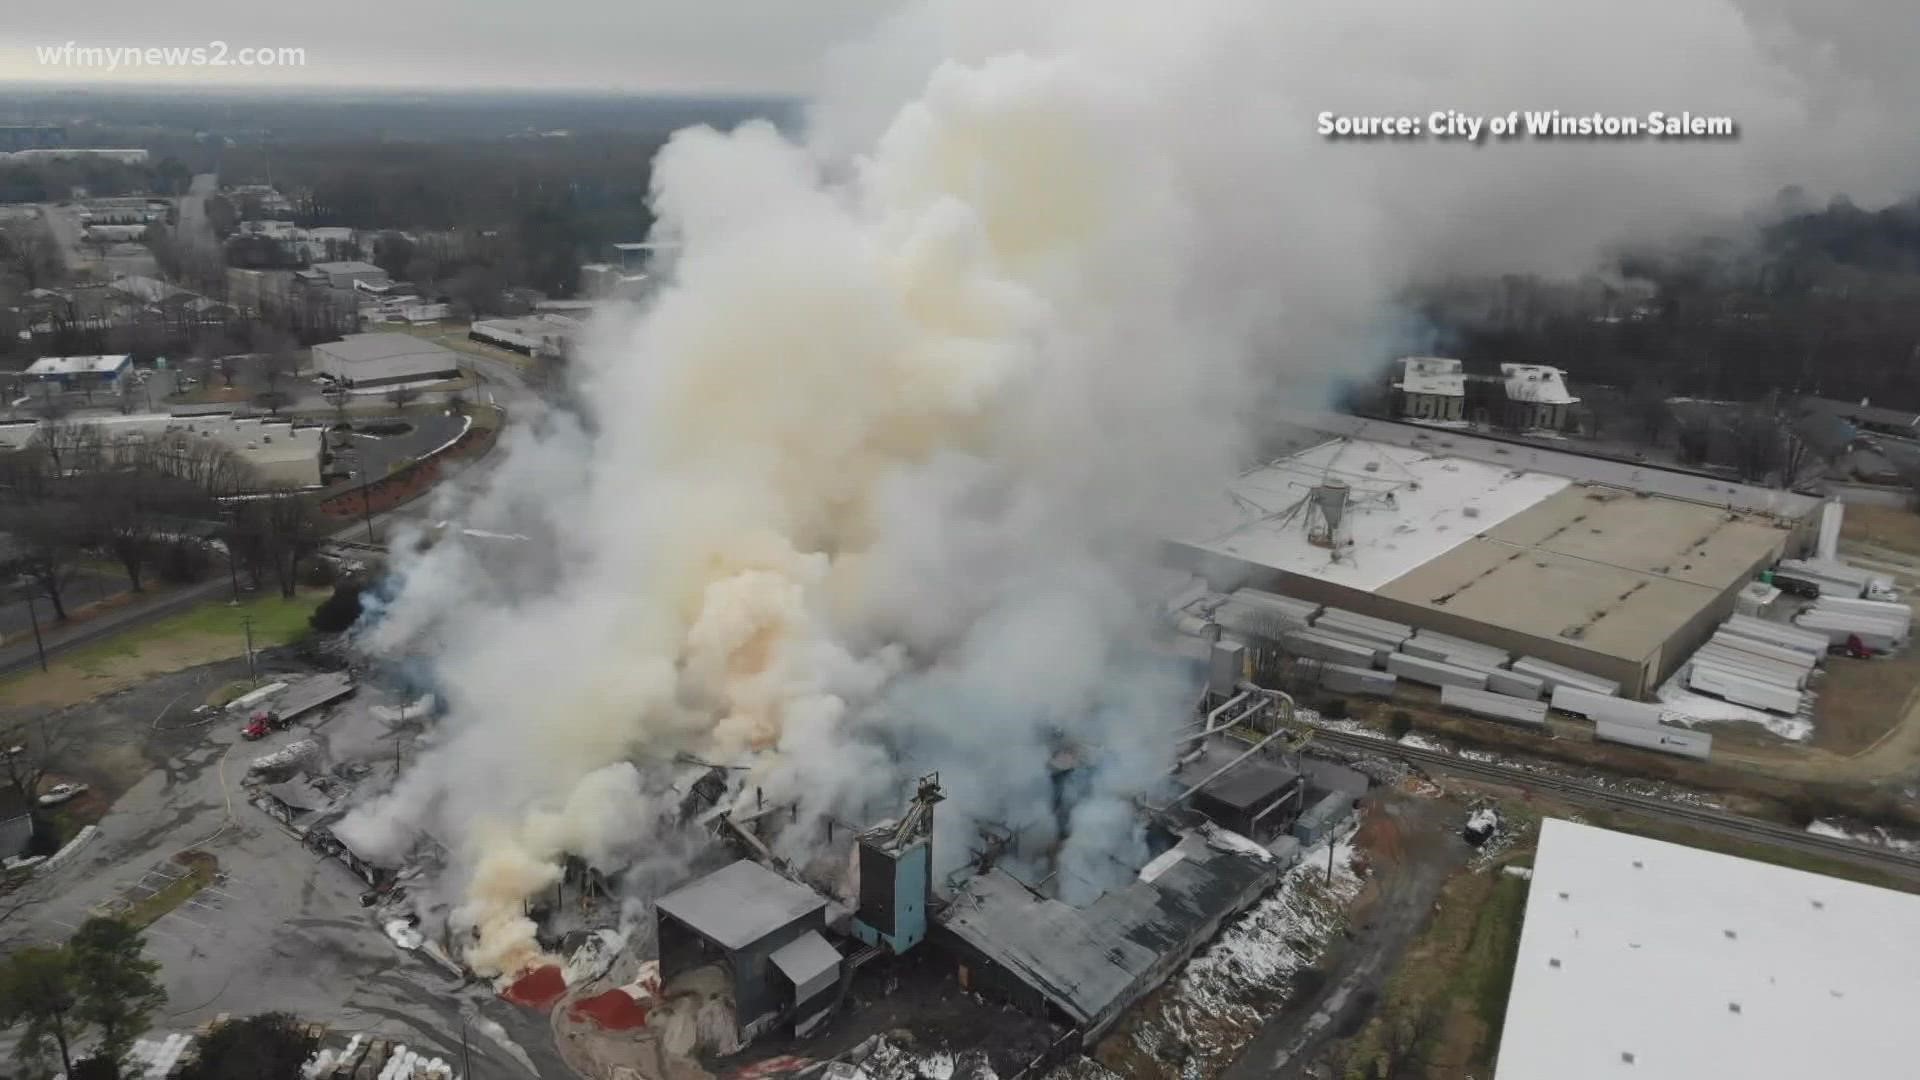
[2,1,899,94]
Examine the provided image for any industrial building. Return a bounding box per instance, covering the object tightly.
[936,823,1283,1042]
[307,261,393,292]
[1495,818,1920,1079]
[1171,417,1821,697]
[654,859,837,1047]
[23,354,132,388]
[0,412,324,488]
[311,333,462,389]
[469,314,580,358]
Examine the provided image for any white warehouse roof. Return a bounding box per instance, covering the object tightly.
[25,354,130,377]
[1494,818,1920,1080]
[311,333,460,384]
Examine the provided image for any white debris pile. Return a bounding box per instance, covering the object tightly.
[1043,1055,1124,1080]
[375,1044,454,1079]
[1121,833,1365,1071]
[372,695,437,722]
[562,928,626,987]
[1199,821,1275,862]
[127,1033,194,1078]
[384,918,426,950]
[304,1035,364,1078]
[1655,675,1813,742]
[838,1034,997,1080]
[1807,819,1920,855]
[248,739,321,778]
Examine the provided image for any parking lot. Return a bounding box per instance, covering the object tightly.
[1,659,569,1075]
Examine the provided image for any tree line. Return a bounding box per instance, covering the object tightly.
[1,423,323,621]
[1412,192,1920,413]
[215,135,667,305]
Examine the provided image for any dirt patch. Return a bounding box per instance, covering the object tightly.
[1840,502,1920,554]
[1812,642,1920,754]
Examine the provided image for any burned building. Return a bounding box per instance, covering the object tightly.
[934,825,1284,1044]
[654,859,839,1046]
[1175,744,1305,842]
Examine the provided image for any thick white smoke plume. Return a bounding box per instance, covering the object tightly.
[338,0,1917,975]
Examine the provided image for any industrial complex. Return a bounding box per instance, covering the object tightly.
[1172,416,1822,698]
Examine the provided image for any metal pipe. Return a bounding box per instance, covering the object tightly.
[1154,688,1295,812]
[1173,690,1252,745]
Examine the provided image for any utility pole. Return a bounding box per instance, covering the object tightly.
[241,615,256,684]
[1326,834,1335,885]
[23,590,47,673]
[224,510,241,604]
[461,1014,474,1079]
[361,475,376,545]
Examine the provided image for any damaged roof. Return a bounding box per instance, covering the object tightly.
[939,825,1279,1033]
[1175,743,1301,812]
[655,859,827,951]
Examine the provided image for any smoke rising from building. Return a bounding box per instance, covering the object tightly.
[335,0,1918,974]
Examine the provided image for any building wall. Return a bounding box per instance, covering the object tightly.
[1400,392,1463,422]
[1174,512,1811,699]
[1170,547,1654,695]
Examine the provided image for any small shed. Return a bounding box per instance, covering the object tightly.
[655,860,830,1046]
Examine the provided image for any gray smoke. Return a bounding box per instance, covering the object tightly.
[336,0,1917,973]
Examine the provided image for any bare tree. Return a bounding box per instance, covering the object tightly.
[259,489,322,600]
[0,716,75,809]
[248,327,301,416]
[10,501,88,621]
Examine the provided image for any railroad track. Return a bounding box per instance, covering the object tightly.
[1304,724,1920,881]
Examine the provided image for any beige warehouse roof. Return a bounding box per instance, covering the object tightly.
[1376,486,1793,662]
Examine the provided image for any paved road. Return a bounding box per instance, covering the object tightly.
[0,663,569,1078]
[1223,796,1464,1080]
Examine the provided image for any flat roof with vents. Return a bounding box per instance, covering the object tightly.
[1169,418,1815,693]
[1494,818,1920,1080]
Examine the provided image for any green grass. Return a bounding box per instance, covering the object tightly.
[205,679,256,708]
[111,855,218,928]
[14,592,320,681]
[1457,873,1531,1054]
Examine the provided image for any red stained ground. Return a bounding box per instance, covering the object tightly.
[567,988,651,1031]
[502,964,568,1010]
